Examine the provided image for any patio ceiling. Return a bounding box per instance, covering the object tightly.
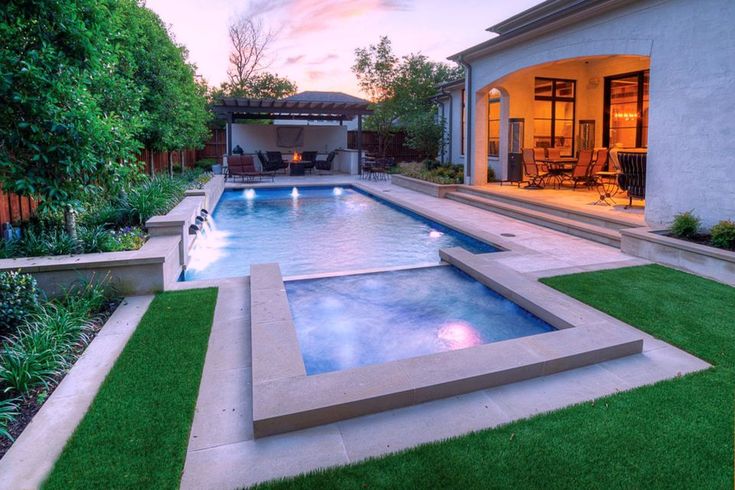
[213,91,373,122]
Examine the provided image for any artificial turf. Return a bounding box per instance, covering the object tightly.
[43,288,218,489]
[256,265,734,489]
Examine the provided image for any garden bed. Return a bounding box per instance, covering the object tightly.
[620,226,735,286]
[390,174,459,198]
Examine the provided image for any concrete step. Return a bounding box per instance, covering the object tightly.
[446,191,622,247]
[455,185,639,231]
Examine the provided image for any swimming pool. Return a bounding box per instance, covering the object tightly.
[286,266,555,375]
[184,186,496,280]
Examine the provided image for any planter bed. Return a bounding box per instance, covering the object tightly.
[621,226,735,286]
[390,174,459,198]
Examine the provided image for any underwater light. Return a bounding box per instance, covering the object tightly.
[244,189,256,200]
[291,187,299,198]
[333,187,344,196]
[429,230,444,238]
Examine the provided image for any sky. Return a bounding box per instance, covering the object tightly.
[145,0,544,97]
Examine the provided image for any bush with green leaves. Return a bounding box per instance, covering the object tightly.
[710,220,735,250]
[0,397,19,441]
[670,211,700,239]
[0,272,40,335]
[0,280,107,400]
[398,161,464,184]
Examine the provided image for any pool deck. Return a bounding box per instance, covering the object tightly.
[171,176,710,489]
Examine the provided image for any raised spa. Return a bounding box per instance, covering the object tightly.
[286,266,555,375]
[184,186,495,280]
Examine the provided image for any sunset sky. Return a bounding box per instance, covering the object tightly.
[145,0,543,97]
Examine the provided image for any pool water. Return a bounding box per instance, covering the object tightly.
[286,266,555,375]
[184,186,495,280]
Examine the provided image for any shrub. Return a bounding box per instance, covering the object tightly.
[711,220,735,250]
[0,397,19,441]
[670,211,700,239]
[0,271,40,335]
[194,158,217,172]
[21,228,78,256]
[487,166,496,182]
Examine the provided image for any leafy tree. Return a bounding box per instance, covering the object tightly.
[353,37,463,158]
[0,0,141,243]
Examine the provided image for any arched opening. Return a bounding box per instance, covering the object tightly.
[469,54,650,218]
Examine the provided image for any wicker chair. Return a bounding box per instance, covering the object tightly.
[266,151,289,173]
[301,151,317,174]
[315,151,336,174]
[617,151,647,208]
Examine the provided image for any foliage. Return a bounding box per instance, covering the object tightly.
[353,37,462,157]
[487,166,496,182]
[44,289,217,488]
[0,272,40,336]
[670,211,701,239]
[0,280,108,400]
[397,161,464,184]
[194,158,218,172]
[710,220,735,250]
[0,397,19,441]
[0,0,143,235]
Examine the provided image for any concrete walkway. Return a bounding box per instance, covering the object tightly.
[177,177,709,489]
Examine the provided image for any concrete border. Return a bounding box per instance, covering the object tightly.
[621,226,735,286]
[0,176,225,296]
[250,257,644,438]
[0,295,154,489]
[390,174,459,198]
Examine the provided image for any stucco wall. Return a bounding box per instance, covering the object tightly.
[230,124,348,155]
[456,0,735,226]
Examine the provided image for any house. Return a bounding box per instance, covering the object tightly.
[436,0,735,226]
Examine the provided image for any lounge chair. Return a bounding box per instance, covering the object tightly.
[257,151,280,179]
[226,155,264,182]
[315,151,336,174]
[266,151,289,174]
[522,148,548,188]
[301,151,317,174]
[617,151,646,208]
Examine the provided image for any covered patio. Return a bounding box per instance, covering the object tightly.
[213,91,373,176]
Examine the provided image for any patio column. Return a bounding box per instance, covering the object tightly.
[357,114,363,175]
[226,116,233,156]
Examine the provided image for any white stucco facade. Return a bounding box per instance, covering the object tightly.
[436,83,466,166]
[446,0,735,227]
[228,124,348,155]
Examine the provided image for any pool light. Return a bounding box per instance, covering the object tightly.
[244,189,256,200]
[333,187,344,196]
[429,230,444,238]
[291,187,299,198]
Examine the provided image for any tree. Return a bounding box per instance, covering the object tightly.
[0,0,141,242]
[227,15,273,87]
[352,37,399,156]
[352,37,462,158]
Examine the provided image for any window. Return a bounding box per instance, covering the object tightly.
[460,89,466,156]
[604,70,649,148]
[487,89,501,158]
[533,78,576,156]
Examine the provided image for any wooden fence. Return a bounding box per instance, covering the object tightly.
[347,130,422,162]
[138,148,199,175]
[1,189,36,225]
[197,128,226,163]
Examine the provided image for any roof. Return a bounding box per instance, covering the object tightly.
[449,0,632,61]
[213,91,373,122]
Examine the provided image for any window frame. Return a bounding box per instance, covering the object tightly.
[533,77,576,157]
[603,70,649,149]
[487,94,501,158]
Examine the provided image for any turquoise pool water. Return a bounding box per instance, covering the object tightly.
[184,186,496,280]
[286,266,555,375]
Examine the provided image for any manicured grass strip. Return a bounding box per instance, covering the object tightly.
[255,265,733,489]
[44,288,218,490]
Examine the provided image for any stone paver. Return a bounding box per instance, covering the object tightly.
[177,177,711,489]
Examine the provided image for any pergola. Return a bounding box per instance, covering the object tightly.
[212,91,373,166]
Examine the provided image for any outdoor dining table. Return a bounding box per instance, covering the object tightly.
[539,157,577,189]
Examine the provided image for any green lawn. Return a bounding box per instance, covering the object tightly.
[256,265,734,489]
[44,288,218,490]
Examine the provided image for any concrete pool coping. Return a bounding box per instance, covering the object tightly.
[250,253,644,438]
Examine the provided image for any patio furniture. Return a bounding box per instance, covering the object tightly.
[546,147,562,159]
[315,151,336,174]
[256,151,280,179]
[538,156,577,189]
[266,151,289,174]
[593,171,619,205]
[617,151,647,208]
[585,148,608,188]
[569,149,594,190]
[226,155,268,182]
[368,157,393,181]
[522,148,548,189]
[301,151,317,174]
